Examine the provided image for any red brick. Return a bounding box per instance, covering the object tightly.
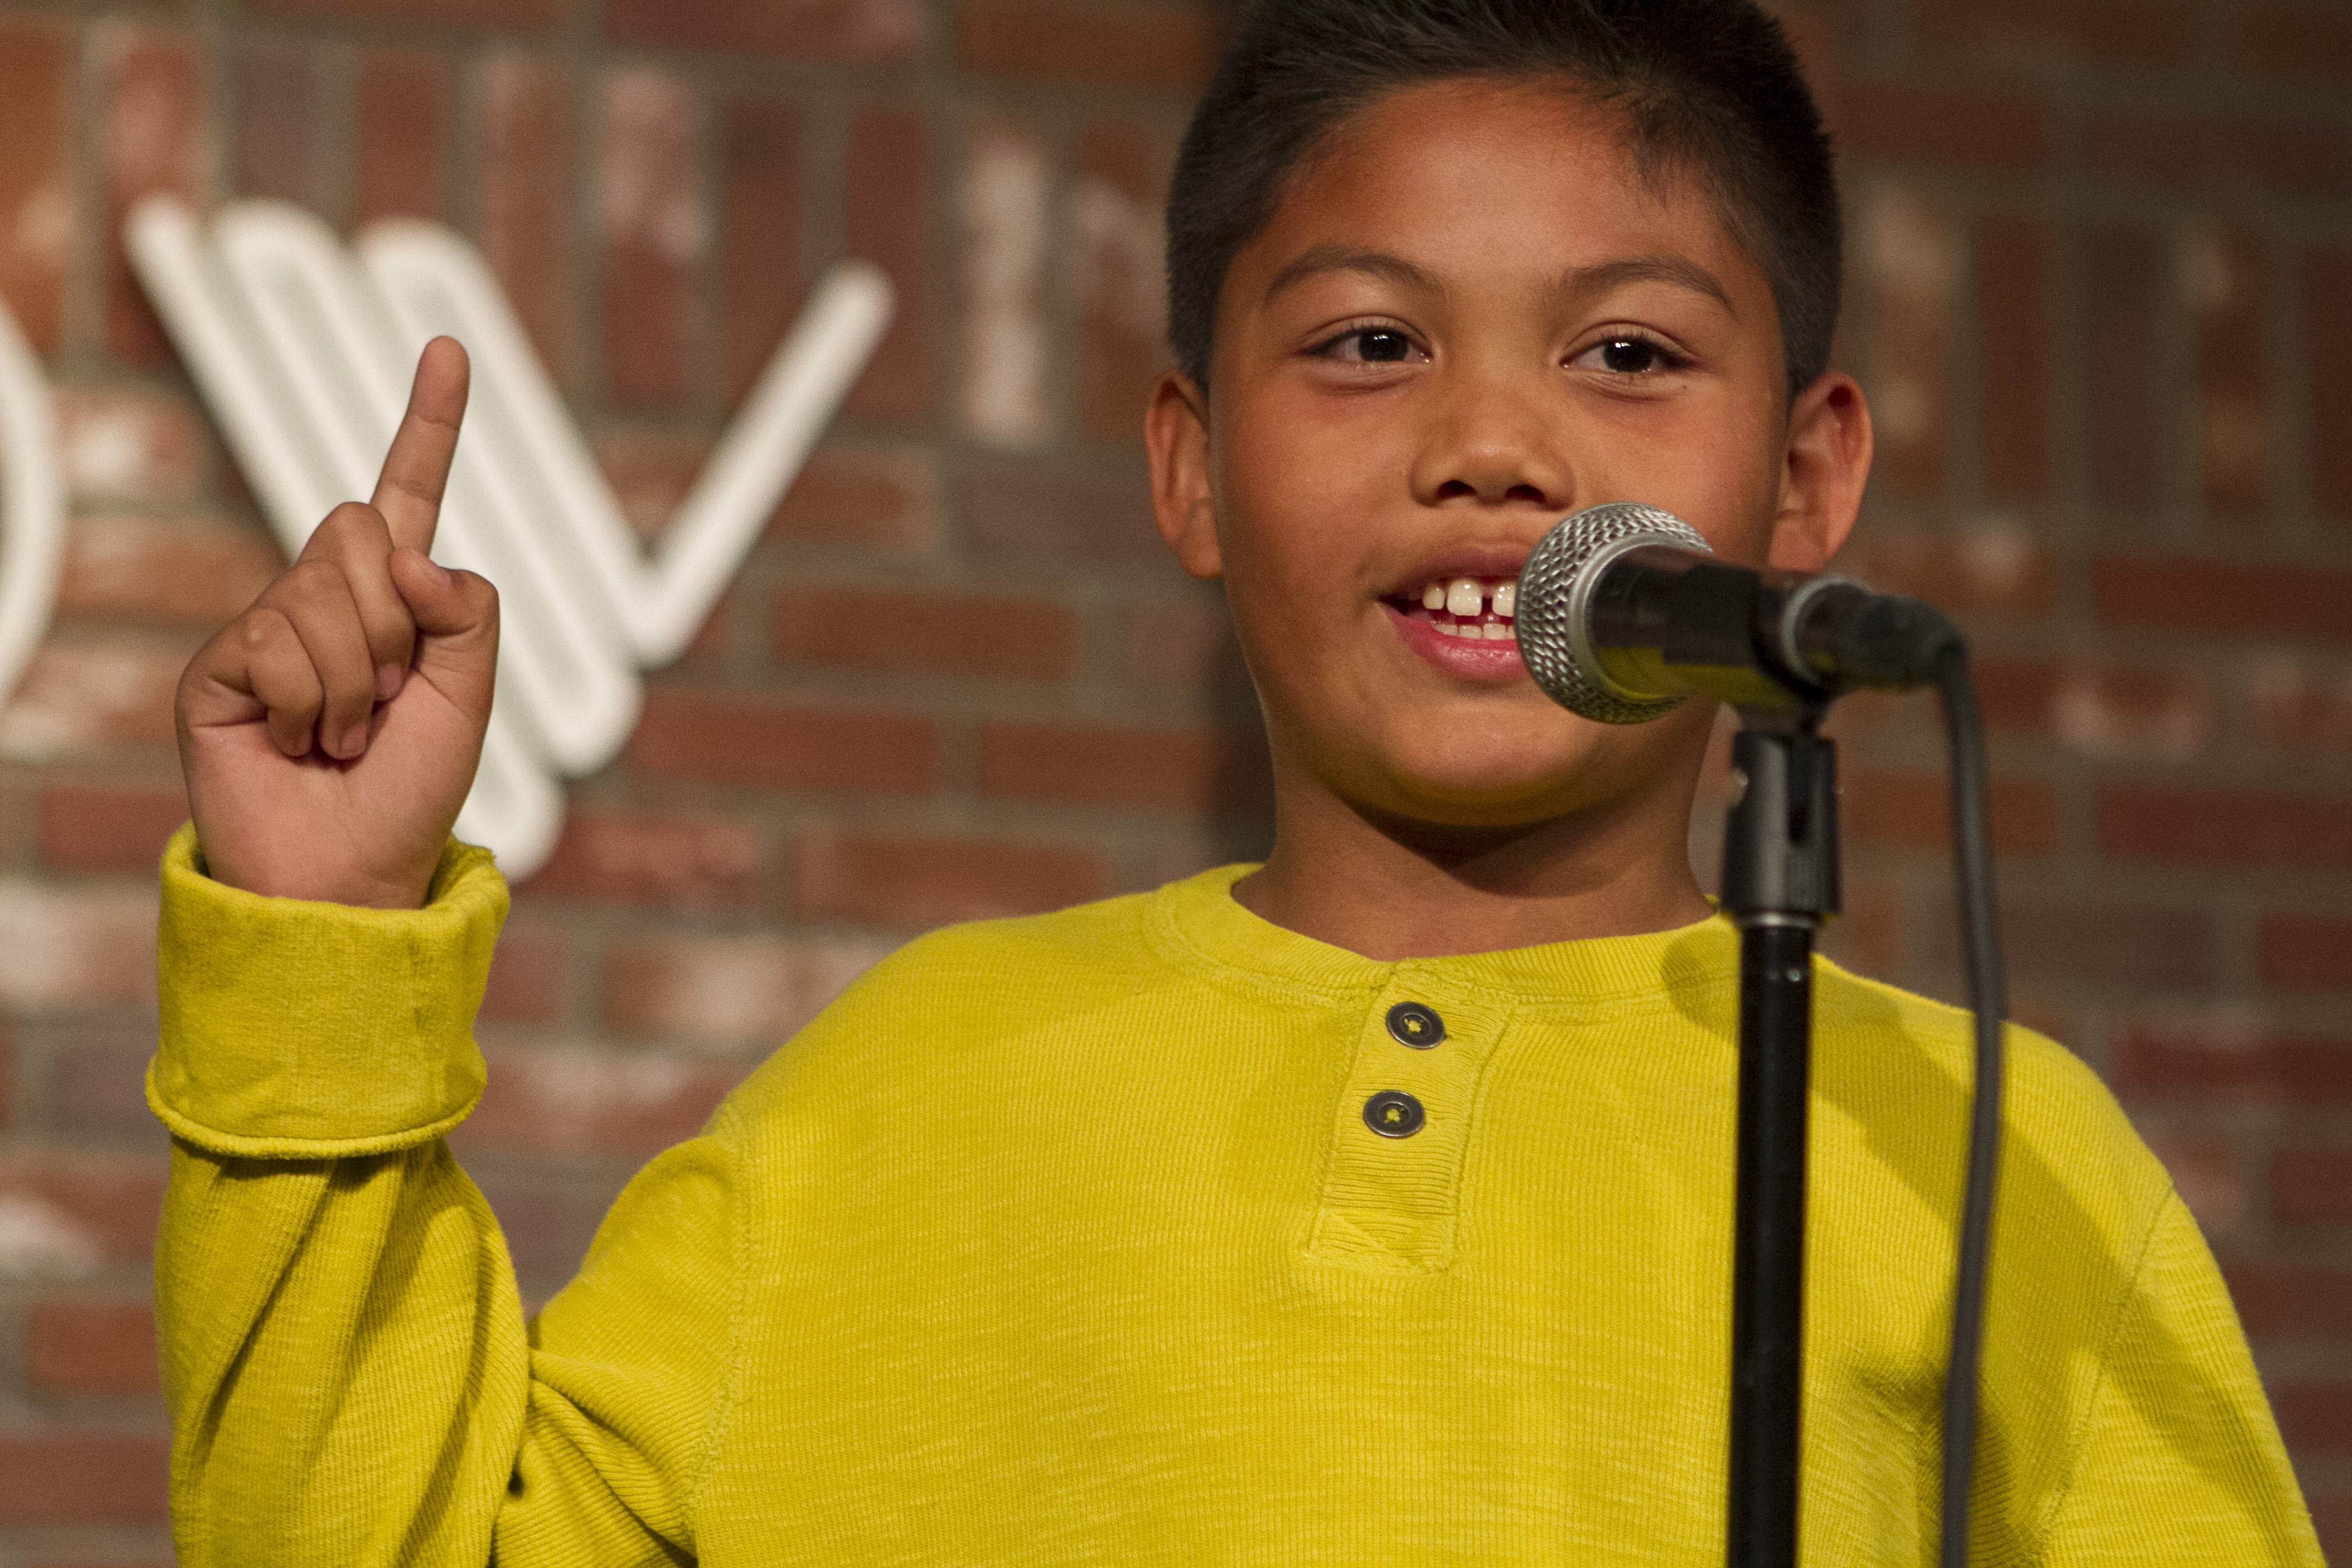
[254,0,558,21]
[628,690,939,796]
[773,585,1074,680]
[39,782,187,874]
[1076,121,1172,446]
[102,27,206,366]
[521,806,763,907]
[601,932,890,1050]
[720,96,804,403]
[2095,555,2352,643]
[356,50,449,225]
[2275,1382,2352,1452]
[961,1,1223,93]
[2099,785,2352,869]
[607,0,920,60]
[795,828,1110,929]
[843,109,931,423]
[481,923,566,1024]
[59,515,280,627]
[27,1298,160,1394]
[2112,1017,2352,1105]
[1922,0,2195,65]
[2242,5,2352,80]
[2186,231,2270,519]
[2247,655,2352,754]
[980,720,1270,814]
[0,881,158,1009]
[2274,1149,2352,1224]
[2226,1261,2352,1339]
[2089,111,2352,200]
[1954,658,2055,736]
[962,456,1163,561]
[593,428,710,540]
[1857,189,1958,500]
[958,121,1054,447]
[53,1027,169,1138]
[1999,903,2214,988]
[1971,215,2051,502]
[56,388,207,505]
[600,69,702,407]
[1837,83,2045,169]
[0,21,75,354]
[2315,1498,2352,1568]
[476,51,570,376]
[0,645,183,756]
[768,444,939,551]
[1829,525,2053,619]
[234,44,325,210]
[2310,247,2352,523]
[2142,1134,2243,1236]
[0,1027,11,1129]
[2047,664,2214,762]
[0,1151,168,1268]
[457,1044,741,1158]
[2261,913,2352,993]
[1839,771,2057,857]
[1123,593,1241,691]
[2083,227,2169,517]
[0,1435,169,1524]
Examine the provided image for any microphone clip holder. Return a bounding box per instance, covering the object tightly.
[1720,691,1840,1568]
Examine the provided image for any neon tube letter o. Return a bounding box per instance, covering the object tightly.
[0,296,62,714]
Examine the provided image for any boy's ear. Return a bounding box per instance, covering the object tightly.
[1146,370,1223,580]
[1767,370,1873,573]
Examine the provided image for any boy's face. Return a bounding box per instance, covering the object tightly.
[1148,79,1870,838]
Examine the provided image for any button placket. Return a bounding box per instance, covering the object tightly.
[1307,979,1514,1272]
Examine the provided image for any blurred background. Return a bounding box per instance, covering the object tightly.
[0,0,2344,1560]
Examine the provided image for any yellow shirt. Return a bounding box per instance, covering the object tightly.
[147,827,2322,1566]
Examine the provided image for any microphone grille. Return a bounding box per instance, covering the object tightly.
[1515,502,1714,725]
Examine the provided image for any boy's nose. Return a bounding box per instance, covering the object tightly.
[1408,379,1572,512]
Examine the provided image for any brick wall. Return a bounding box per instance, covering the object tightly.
[0,0,2340,1561]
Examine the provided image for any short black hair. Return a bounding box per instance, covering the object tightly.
[1166,0,1840,403]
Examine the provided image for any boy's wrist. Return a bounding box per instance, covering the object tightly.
[151,824,509,1157]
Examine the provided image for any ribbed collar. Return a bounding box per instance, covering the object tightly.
[1146,863,1743,1016]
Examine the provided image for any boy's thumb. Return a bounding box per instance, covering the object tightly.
[389,547,498,716]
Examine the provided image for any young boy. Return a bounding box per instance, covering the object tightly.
[151,1,2321,1562]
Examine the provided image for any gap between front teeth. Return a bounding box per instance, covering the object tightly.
[1417,575,1517,638]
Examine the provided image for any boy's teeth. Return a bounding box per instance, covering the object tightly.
[1445,578,1483,618]
[1422,581,1447,611]
[1483,621,1510,639]
[1492,581,1516,619]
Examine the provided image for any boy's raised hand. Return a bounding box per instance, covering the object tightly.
[177,338,498,910]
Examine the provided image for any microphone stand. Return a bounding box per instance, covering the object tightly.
[1719,694,1838,1568]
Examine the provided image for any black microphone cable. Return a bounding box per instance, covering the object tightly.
[1934,646,2007,1568]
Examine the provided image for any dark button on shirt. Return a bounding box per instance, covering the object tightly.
[1385,1002,1445,1049]
[1363,1091,1426,1138]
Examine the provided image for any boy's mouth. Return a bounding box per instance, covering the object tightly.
[1383,575,1518,641]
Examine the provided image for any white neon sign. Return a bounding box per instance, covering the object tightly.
[0,295,65,721]
[128,197,892,875]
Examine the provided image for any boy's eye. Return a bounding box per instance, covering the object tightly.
[1575,335,1684,376]
[1320,328,1427,364]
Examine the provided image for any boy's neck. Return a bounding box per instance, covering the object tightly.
[1230,769,1716,962]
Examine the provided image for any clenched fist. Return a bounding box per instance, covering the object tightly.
[177,338,498,909]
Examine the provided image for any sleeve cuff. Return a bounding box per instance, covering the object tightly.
[148,823,511,1158]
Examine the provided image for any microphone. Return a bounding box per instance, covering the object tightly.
[1514,502,1966,724]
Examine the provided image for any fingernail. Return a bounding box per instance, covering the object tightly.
[340,726,368,759]
[376,662,404,700]
[419,556,452,586]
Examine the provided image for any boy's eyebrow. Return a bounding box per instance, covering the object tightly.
[1263,244,1446,303]
[1558,255,1734,312]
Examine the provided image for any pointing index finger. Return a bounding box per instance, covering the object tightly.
[371,336,471,554]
